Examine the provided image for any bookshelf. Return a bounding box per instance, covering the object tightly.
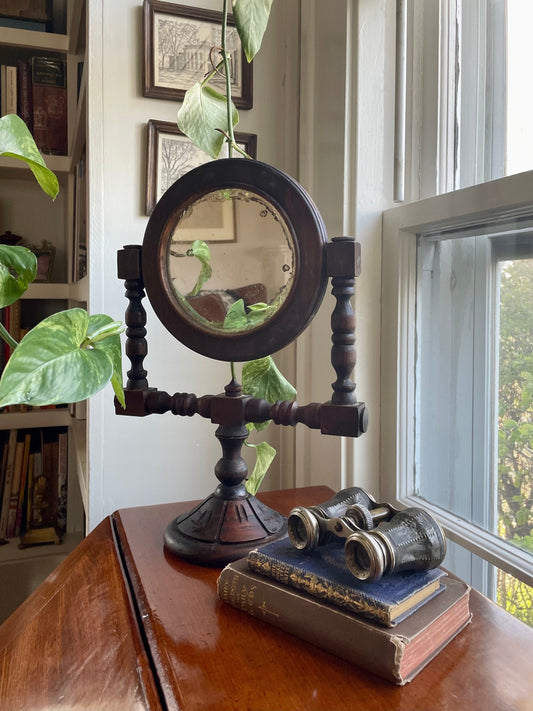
[0,0,87,620]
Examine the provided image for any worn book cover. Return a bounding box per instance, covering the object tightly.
[248,537,446,626]
[31,56,67,155]
[17,59,33,131]
[218,557,471,685]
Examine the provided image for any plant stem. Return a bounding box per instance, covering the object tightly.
[0,321,18,351]
[221,0,235,157]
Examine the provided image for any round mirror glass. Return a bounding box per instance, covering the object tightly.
[142,158,328,362]
[165,188,295,334]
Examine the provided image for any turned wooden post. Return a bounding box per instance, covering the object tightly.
[327,237,361,405]
[117,245,149,390]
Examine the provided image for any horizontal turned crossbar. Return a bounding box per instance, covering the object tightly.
[140,390,367,438]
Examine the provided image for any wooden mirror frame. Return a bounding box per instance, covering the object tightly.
[142,158,328,362]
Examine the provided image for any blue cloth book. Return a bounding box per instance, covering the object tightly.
[248,537,446,627]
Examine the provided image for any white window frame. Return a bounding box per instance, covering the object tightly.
[381,170,533,588]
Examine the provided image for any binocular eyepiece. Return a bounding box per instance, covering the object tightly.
[288,487,446,582]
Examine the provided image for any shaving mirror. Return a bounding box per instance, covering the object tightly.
[117,158,368,566]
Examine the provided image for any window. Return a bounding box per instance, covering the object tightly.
[382,0,533,618]
[404,0,533,200]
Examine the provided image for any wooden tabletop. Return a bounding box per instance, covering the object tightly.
[1,485,533,710]
[0,514,162,711]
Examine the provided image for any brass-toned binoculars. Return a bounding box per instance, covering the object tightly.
[287,487,446,582]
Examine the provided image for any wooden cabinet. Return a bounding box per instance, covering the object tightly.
[1,487,533,710]
[0,0,87,622]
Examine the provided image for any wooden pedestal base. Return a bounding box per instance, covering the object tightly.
[163,484,287,566]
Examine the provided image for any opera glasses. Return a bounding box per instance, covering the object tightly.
[287,487,446,582]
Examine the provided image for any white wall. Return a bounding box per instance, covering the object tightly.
[295,0,395,497]
[86,0,302,528]
[86,0,391,529]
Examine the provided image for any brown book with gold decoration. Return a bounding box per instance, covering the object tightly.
[31,56,67,155]
[218,557,471,685]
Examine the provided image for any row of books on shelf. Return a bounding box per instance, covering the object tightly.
[1,55,67,155]
[0,426,67,547]
[0,2,53,31]
[218,537,472,685]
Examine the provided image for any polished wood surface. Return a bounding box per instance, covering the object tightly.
[115,486,533,711]
[1,486,533,711]
[0,516,162,711]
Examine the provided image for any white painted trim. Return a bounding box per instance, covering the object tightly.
[86,0,106,530]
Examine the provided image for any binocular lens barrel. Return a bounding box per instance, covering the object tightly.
[288,488,376,553]
[287,507,322,552]
[345,508,446,582]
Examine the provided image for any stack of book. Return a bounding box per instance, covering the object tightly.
[0,427,68,547]
[1,56,67,155]
[218,537,471,685]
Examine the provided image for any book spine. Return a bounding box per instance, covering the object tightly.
[247,550,391,626]
[5,65,17,115]
[31,57,67,155]
[56,431,67,531]
[29,448,42,529]
[0,430,18,538]
[217,565,403,684]
[17,60,33,131]
[1,65,7,116]
[14,433,31,536]
[5,441,24,537]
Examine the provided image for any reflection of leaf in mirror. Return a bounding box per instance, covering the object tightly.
[223,299,275,332]
[223,298,247,329]
[186,240,212,296]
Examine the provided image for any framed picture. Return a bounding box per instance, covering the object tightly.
[142,0,253,109]
[27,240,55,282]
[145,119,257,215]
[170,195,236,243]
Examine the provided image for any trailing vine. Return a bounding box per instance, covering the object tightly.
[176,0,296,495]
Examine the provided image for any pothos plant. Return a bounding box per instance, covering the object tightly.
[0,114,124,410]
[176,0,296,495]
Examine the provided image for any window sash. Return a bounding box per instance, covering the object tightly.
[381,170,533,588]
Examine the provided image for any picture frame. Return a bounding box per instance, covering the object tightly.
[145,119,257,215]
[142,0,253,109]
[27,240,55,282]
[170,197,236,243]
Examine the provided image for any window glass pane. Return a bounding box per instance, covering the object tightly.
[416,234,493,528]
[497,566,533,627]
[415,233,533,563]
[497,259,533,556]
[446,537,533,627]
[505,1,533,176]
[456,0,533,188]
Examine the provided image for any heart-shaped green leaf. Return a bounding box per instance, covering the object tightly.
[233,0,274,62]
[177,82,239,159]
[242,356,296,431]
[0,245,37,308]
[0,308,115,407]
[0,114,59,199]
[86,314,125,408]
[245,439,276,495]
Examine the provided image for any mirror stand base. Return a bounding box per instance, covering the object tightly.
[164,490,287,567]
